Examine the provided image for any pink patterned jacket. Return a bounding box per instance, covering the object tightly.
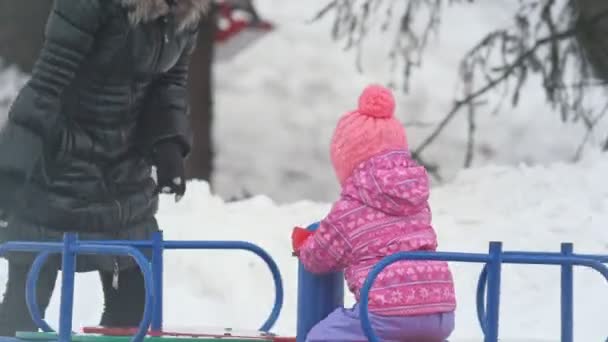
[299,150,456,316]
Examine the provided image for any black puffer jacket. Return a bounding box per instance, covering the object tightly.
[0,0,208,271]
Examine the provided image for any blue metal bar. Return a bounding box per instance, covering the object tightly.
[361,251,492,264]
[0,242,64,254]
[570,258,608,279]
[484,250,608,263]
[296,221,340,342]
[0,239,72,337]
[500,253,608,287]
[72,239,284,332]
[1,238,156,342]
[485,242,503,342]
[25,251,55,333]
[500,251,608,263]
[2,235,282,339]
[475,252,608,341]
[476,264,488,335]
[359,250,490,342]
[84,242,602,263]
[84,240,154,247]
[475,249,608,336]
[151,232,164,331]
[75,243,155,342]
[576,253,608,263]
[360,245,608,342]
[296,265,343,342]
[561,243,574,342]
[59,234,77,342]
[503,254,608,266]
[160,240,283,332]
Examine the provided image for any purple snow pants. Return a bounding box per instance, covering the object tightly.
[305,304,455,342]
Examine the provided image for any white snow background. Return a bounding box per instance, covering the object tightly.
[0,1,607,340]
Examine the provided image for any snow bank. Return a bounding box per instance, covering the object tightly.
[0,3,606,338]
[1,2,606,204]
[0,153,600,341]
[0,64,26,127]
[213,1,607,203]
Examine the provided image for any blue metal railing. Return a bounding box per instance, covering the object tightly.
[9,233,607,342]
[0,234,154,342]
[358,241,608,342]
[474,243,608,341]
[8,231,283,342]
[295,222,346,342]
[296,262,343,342]
[82,231,284,332]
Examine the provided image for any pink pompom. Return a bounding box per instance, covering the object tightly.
[357,84,395,119]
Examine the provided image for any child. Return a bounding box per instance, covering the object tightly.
[292,85,456,342]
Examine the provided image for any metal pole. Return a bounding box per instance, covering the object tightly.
[561,243,574,342]
[26,252,55,332]
[151,231,164,332]
[59,233,77,342]
[295,264,343,342]
[485,241,503,342]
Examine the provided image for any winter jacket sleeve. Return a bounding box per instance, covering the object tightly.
[0,0,106,209]
[138,30,199,157]
[298,199,353,274]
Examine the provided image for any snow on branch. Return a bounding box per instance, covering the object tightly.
[311,0,451,93]
[314,0,608,179]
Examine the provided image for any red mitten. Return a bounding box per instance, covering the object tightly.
[291,226,313,256]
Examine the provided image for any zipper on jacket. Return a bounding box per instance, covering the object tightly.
[152,16,168,72]
[101,173,123,231]
[108,183,122,290]
[110,187,122,228]
[114,198,122,226]
[101,173,122,289]
[163,16,169,43]
[128,81,134,114]
[112,258,120,289]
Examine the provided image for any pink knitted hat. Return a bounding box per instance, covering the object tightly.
[330,84,408,185]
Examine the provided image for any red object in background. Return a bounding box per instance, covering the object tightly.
[291,227,313,255]
[214,0,274,62]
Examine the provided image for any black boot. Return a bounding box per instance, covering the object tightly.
[99,267,145,327]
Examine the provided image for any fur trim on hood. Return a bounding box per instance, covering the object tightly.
[119,0,211,32]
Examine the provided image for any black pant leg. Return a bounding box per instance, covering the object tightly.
[99,267,145,327]
[0,260,58,336]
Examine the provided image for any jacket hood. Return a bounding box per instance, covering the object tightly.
[343,150,430,217]
[119,0,211,32]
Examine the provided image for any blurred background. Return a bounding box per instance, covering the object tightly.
[2,2,608,339]
[1,0,607,204]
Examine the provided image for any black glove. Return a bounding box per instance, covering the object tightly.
[151,141,186,202]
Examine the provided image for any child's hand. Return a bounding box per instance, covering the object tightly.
[291,226,314,256]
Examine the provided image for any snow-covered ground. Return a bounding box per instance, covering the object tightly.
[212,0,607,203]
[0,66,26,128]
[1,1,606,203]
[3,154,603,341]
[0,1,607,341]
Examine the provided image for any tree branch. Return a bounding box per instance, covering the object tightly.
[316,1,608,180]
[413,24,578,157]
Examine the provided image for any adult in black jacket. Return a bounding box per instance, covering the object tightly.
[0,0,209,335]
